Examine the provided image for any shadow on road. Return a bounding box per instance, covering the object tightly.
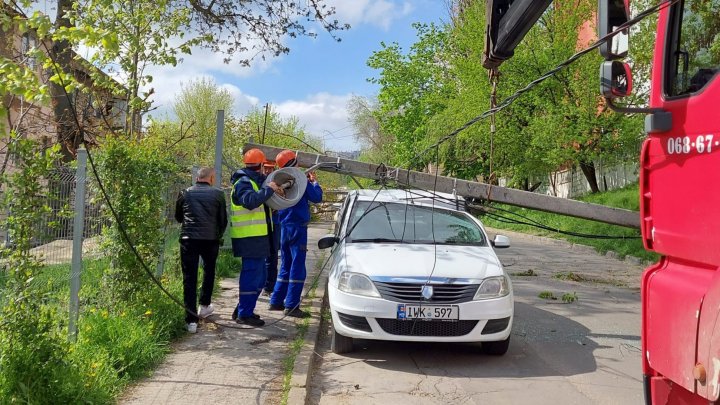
[320,302,606,381]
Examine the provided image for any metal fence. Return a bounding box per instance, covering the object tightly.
[0,149,191,339]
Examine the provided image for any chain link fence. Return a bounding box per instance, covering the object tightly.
[1,153,190,337]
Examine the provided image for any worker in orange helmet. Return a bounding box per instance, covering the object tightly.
[261,160,281,296]
[269,150,323,317]
[228,148,284,327]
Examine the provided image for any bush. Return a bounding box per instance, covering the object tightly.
[91,138,180,300]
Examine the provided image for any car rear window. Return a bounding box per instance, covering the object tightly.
[346,201,487,246]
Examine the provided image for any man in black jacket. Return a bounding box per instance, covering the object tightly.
[175,167,228,333]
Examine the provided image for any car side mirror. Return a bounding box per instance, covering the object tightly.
[318,234,339,250]
[491,235,510,249]
[600,61,633,99]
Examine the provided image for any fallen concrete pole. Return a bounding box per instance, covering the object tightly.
[244,143,640,229]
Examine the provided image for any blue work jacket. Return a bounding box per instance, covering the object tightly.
[277,180,323,226]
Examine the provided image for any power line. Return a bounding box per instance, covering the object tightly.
[409,0,679,166]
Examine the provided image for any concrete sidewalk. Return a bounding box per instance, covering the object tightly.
[121,222,331,405]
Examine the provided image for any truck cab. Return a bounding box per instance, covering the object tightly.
[631,0,720,403]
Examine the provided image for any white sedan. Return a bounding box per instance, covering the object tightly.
[318,189,513,355]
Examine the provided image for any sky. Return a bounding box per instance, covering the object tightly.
[144,0,451,152]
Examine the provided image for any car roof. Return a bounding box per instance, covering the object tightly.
[350,189,466,212]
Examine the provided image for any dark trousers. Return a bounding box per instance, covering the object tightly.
[264,249,279,293]
[180,239,219,323]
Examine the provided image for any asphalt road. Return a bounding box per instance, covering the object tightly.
[307,229,645,405]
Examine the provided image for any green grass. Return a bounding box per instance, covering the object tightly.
[216,249,241,279]
[510,269,538,277]
[0,234,194,403]
[538,291,557,300]
[552,272,588,282]
[279,253,326,405]
[480,183,660,262]
[561,292,579,303]
[280,317,310,405]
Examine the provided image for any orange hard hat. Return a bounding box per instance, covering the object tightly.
[263,160,276,168]
[244,148,266,166]
[276,150,297,168]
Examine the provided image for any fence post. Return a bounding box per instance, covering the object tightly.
[69,147,87,342]
[156,186,169,278]
[215,110,224,187]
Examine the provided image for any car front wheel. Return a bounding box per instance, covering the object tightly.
[481,336,510,356]
[331,327,354,354]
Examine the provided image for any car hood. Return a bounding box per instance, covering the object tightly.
[340,243,504,281]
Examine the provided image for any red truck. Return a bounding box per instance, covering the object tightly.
[486,0,720,403]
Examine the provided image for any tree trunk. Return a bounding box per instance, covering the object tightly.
[49,0,79,161]
[579,160,600,194]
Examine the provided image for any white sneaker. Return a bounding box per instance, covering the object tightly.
[198,304,214,318]
[187,323,198,334]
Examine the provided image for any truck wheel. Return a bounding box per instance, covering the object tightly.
[331,328,354,354]
[482,336,510,356]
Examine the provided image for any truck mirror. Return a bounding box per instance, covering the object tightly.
[598,0,630,60]
[600,61,633,98]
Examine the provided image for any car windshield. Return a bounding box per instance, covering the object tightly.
[346,201,487,246]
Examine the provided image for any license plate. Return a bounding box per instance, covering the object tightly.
[397,304,459,320]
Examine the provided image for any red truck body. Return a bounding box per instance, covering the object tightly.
[641,1,720,403]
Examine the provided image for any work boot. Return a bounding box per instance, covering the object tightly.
[237,316,265,327]
[284,308,309,318]
[268,303,285,311]
[231,306,238,320]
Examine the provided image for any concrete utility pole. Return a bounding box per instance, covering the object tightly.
[244,143,640,229]
[261,103,269,144]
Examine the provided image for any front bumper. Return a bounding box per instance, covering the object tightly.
[328,284,513,342]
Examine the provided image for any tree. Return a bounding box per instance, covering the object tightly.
[4,0,347,158]
[441,0,642,192]
[171,77,234,165]
[347,95,393,163]
[367,22,454,168]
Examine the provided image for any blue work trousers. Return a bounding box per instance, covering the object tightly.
[237,256,267,318]
[270,224,308,309]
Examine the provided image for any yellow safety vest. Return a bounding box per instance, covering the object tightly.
[230,177,269,239]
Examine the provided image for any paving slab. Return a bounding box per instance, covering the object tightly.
[121,222,331,405]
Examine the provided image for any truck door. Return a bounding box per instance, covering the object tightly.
[642,0,720,401]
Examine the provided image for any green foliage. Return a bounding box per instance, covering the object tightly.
[561,292,578,303]
[0,136,90,403]
[553,272,588,282]
[91,138,180,299]
[363,1,644,190]
[167,77,235,165]
[216,249,241,279]
[367,22,454,167]
[538,291,557,300]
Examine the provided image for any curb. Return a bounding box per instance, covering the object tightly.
[287,265,329,405]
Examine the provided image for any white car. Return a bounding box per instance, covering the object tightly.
[319,189,514,355]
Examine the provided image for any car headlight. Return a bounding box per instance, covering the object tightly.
[474,276,510,300]
[337,272,381,298]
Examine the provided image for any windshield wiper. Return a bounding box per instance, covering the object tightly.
[350,238,404,243]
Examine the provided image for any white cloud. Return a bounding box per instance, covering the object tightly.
[329,0,414,31]
[219,83,261,114]
[274,93,358,151]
